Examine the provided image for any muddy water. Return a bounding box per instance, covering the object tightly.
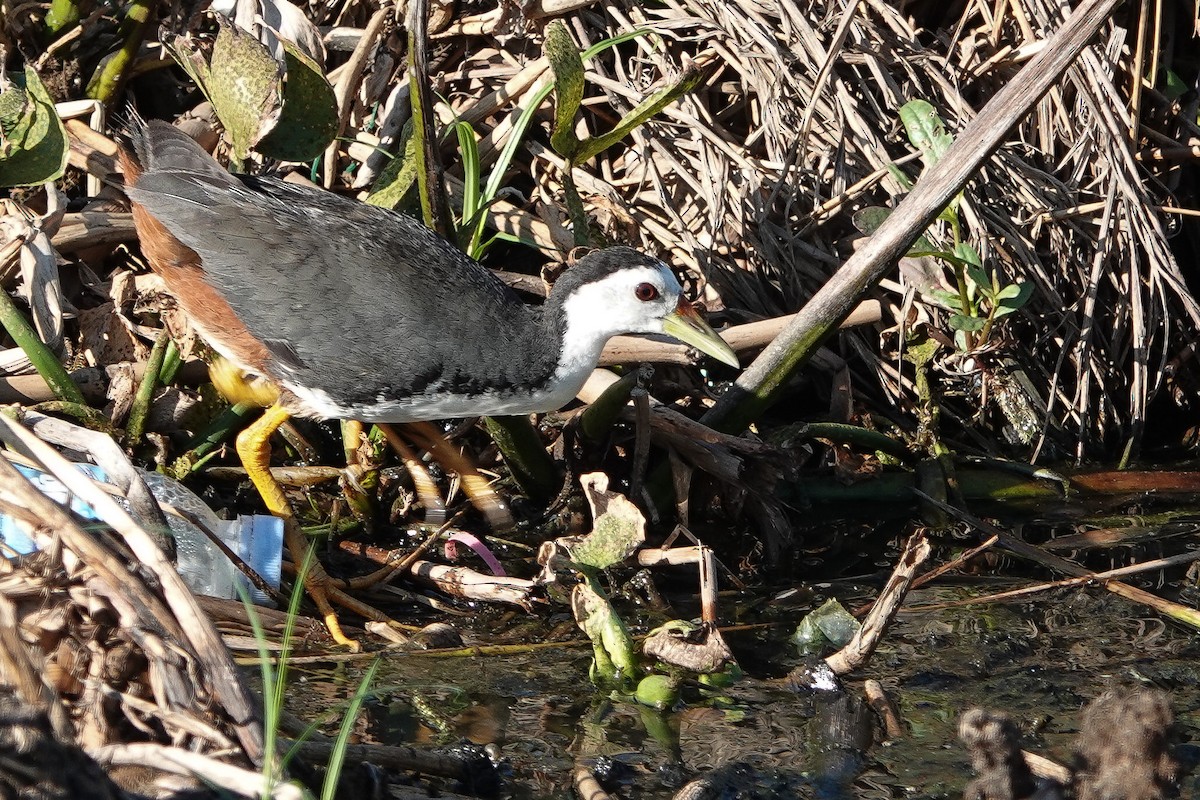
[283,579,1200,798]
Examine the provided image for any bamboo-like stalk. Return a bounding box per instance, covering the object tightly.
[0,280,86,406]
[84,0,156,103]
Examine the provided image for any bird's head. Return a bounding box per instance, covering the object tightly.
[550,247,739,368]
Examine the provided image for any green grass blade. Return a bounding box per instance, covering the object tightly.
[320,658,381,800]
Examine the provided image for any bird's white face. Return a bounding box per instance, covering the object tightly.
[559,261,683,342]
[555,259,738,382]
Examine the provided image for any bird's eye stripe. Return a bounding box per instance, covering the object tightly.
[635,282,659,301]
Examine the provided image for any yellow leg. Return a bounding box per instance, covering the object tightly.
[405,421,514,530]
[236,405,360,650]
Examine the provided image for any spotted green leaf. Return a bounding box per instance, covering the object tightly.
[900,99,952,166]
[256,39,337,161]
[574,56,713,163]
[0,68,68,188]
[544,20,584,159]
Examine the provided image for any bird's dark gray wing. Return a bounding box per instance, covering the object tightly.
[127,172,558,406]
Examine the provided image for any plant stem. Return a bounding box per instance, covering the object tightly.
[0,284,87,406]
[84,0,156,104]
[125,329,169,447]
[482,415,560,503]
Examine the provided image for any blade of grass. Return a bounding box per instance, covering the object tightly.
[467,29,652,258]
[320,658,381,800]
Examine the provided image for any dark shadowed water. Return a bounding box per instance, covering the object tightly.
[284,576,1200,798]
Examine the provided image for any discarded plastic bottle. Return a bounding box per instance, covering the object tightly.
[1,464,282,605]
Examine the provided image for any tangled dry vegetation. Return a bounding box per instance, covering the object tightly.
[2,0,1195,475]
[1,0,1199,797]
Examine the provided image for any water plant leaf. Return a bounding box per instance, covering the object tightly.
[367,120,417,209]
[545,20,584,159]
[0,68,68,188]
[791,598,860,655]
[177,19,281,163]
[643,619,734,673]
[568,472,646,570]
[574,53,714,163]
[255,39,337,161]
[635,674,679,710]
[162,32,212,94]
[210,0,326,64]
[572,576,638,684]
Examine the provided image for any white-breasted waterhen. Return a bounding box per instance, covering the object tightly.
[119,119,738,646]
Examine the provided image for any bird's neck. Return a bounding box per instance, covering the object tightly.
[533,292,613,403]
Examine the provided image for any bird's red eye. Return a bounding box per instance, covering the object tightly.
[635,282,659,302]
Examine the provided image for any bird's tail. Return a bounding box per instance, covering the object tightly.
[117,110,238,189]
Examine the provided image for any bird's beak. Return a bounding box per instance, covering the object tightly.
[662,299,740,368]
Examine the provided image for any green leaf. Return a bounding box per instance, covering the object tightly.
[791,599,860,655]
[899,98,953,165]
[926,289,963,311]
[953,241,983,268]
[995,282,1033,314]
[162,32,212,94]
[936,203,960,225]
[908,244,952,260]
[256,39,337,161]
[321,658,380,800]
[635,674,679,710]
[965,265,989,290]
[468,87,543,257]
[574,56,712,163]
[0,68,68,188]
[910,234,941,255]
[567,498,645,571]
[1163,70,1187,102]
[366,121,417,209]
[572,576,638,685]
[949,314,986,332]
[995,282,1025,302]
[206,19,281,163]
[453,121,480,228]
[885,162,913,191]
[544,20,585,159]
[851,206,890,236]
[853,208,944,258]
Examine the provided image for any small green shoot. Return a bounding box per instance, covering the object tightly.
[544,22,713,246]
[242,546,381,800]
[884,99,1033,351]
[321,658,381,800]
